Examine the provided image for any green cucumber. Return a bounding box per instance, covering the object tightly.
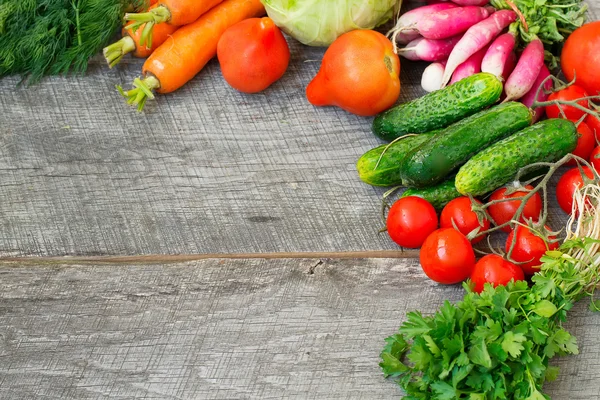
[400,102,532,188]
[372,73,503,141]
[455,119,579,196]
[357,133,434,186]
[401,178,461,211]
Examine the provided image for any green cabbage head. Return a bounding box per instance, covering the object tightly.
[261,0,399,46]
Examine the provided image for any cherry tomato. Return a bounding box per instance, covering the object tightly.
[506,225,558,275]
[218,18,290,93]
[556,166,595,214]
[470,254,525,293]
[585,114,600,143]
[386,196,438,248]
[566,121,596,165]
[420,228,475,284]
[488,185,543,232]
[440,197,490,244]
[545,85,589,121]
[590,146,600,172]
[561,21,600,96]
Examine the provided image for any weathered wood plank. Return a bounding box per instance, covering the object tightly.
[0,258,598,399]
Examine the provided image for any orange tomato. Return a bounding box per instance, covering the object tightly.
[561,21,600,95]
[306,30,401,117]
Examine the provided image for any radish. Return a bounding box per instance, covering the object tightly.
[399,35,462,62]
[519,65,552,122]
[504,39,545,102]
[422,62,447,92]
[481,32,517,79]
[450,46,487,84]
[501,52,517,82]
[416,6,494,40]
[450,0,490,5]
[388,3,458,47]
[441,10,517,87]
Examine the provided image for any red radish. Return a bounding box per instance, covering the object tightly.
[451,0,490,5]
[441,10,517,87]
[450,45,487,84]
[399,35,462,61]
[422,61,447,92]
[389,3,457,46]
[501,52,517,81]
[416,6,494,40]
[519,65,551,122]
[504,39,545,102]
[481,32,516,79]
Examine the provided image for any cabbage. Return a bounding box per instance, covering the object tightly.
[261,0,398,47]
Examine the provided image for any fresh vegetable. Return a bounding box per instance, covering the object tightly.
[567,121,596,166]
[519,65,551,122]
[401,178,462,211]
[217,17,289,93]
[386,197,438,248]
[261,0,397,46]
[306,30,400,117]
[419,228,476,284]
[117,0,266,111]
[503,38,545,102]
[455,119,579,196]
[480,32,515,79]
[356,134,435,186]
[388,3,457,46]
[591,147,600,171]
[469,254,524,293]
[506,225,558,275]
[451,0,489,5]
[450,45,487,84]
[398,35,463,62]
[440,197,490,244]
[373,72,503,141]
[545,84,590,120]
[586,114,600,142]
[556,166,595,214]
[488,184,542,233]
[415,6,494,40]
[124,0,224,46]
[400,102,532,188]
[421,62,446,93]
[441,10,517,87]
[561,21,600,95]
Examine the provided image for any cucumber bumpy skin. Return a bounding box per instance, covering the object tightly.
[357,133,434,186]
[372,72,503,142]
[400,102,533,188]
[455,119,579,196]
[401,178,461,211]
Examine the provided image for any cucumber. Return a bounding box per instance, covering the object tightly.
[455,119,578,196]
[401,178,461,211]
[372,73,503,141]
[357,133,434,186]
[400,102,532,188]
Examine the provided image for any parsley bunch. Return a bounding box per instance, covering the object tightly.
[381,184,600,399]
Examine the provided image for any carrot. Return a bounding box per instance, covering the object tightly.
[118,0,265,111]
[125,0,225,46]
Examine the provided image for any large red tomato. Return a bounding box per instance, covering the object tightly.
[386,196,438,248]
[470,254,525,293]
[506,225,559,275]
[420,228,475,284]
[440,197,490,244]
[488,185,542,232]
[561,21,600,95]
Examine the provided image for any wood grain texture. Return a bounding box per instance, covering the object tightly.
[0,3,596,257]
[0,258,598,399]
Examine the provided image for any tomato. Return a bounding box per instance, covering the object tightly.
[561,21,600,96]
[545,85,589,121]
[566,121,596,165]
[306,30,401,116]
[420,228,475,284]
[440,197,490,244]
[386,196,438,248]
[217,17,290,93]
[488,185,543,232]
[590,146,600,172]
[470,254,525,293]
[585,114,600,143]
[506,225,559,275]
[556,166,595,214]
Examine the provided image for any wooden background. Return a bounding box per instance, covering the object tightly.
[0,1,598,398]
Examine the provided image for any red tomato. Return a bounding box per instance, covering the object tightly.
[545,85,589,121]
[566,121,596,165]
[386,196,438,248]
[506,225,559,275]
[420,228,475,284]
[440,197,490,244]
[585,114,600,143]
[488,185,543,232]
[590,146,600,172]
[217,18,290,93]
[556,166,595,214]
[470,254,525,293]
[561,21,600,96]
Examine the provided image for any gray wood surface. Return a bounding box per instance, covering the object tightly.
[1,258,599,399]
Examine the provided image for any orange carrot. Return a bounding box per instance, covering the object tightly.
[125,0,225,46]
[118,0,265,111]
